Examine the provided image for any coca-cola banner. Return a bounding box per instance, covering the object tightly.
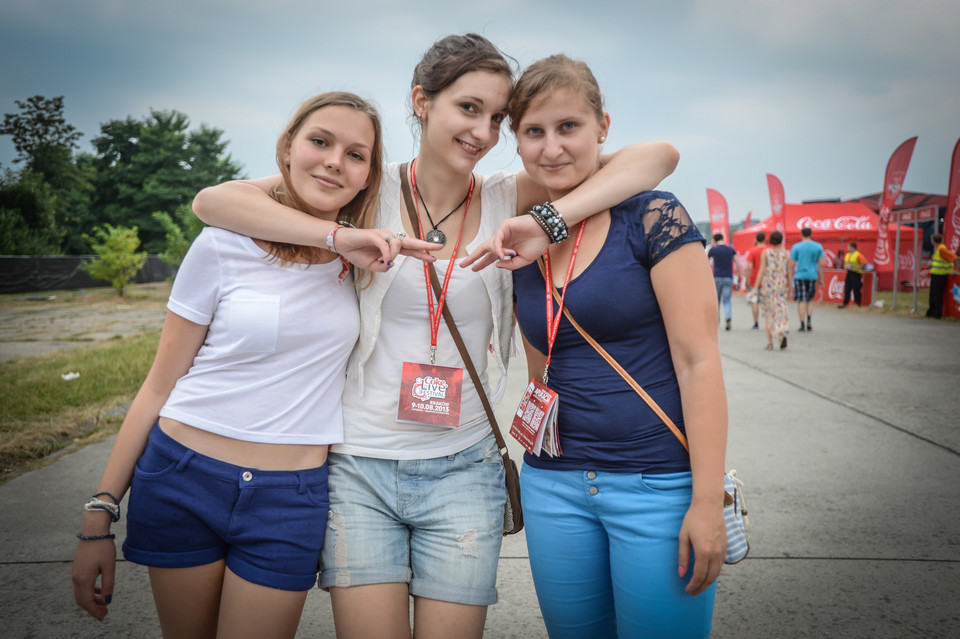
[706,188,730,241]
[766,173,785,232]
[945,137,960,254]
[946,275,960,319]
[875,137,918,268]
[744,211,752,228]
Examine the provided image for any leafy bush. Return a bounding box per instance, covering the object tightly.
[81,223,147,295]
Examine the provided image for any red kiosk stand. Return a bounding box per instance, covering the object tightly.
[817,269,875,306]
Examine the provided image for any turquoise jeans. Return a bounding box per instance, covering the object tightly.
[521,464,716,638]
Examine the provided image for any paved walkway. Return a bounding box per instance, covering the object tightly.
[1,299,958,637]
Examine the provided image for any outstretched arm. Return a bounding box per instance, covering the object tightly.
[650,242,728,596]
[463,141,679,270]
[192,177,439,269]
[71,312,207,621]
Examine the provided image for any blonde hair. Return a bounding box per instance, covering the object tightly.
[508,54,604,134]
[267,92,383,265]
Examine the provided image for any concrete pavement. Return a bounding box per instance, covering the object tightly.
[1,300,958,638]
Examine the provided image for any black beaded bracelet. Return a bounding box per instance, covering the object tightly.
[76,532,116,541]
[528,202,570,244]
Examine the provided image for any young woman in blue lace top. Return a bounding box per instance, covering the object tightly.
[469,55,728,638]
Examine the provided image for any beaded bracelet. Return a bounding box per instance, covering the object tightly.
[326,225,344,253]
[76,532,116,541]
[84,498,121,522]
[528,202,570,244]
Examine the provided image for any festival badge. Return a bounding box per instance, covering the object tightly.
[397,362,463,427]
[510,378,560,456]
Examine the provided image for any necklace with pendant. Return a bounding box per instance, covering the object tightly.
[409,161,474,247]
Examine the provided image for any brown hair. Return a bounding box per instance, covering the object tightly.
[410,33,514,129]
[507,54,605,135]
[770,230,784,246]
[268,92,383,265]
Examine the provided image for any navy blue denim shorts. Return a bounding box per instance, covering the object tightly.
[122,423,329,591]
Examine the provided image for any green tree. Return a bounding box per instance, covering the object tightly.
[91,110,242,252]
[81,223,147,296]
[0,169,62,254]
[1,96,93,254]
[152,203,204,273]
[0,96,82,175]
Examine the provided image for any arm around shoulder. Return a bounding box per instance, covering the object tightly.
[192,176,335,247]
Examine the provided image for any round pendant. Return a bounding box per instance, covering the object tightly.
[425,228,446,246]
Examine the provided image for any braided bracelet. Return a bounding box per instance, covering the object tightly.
[528,202,570,244]
[76,532,116,541]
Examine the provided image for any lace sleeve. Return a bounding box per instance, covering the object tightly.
[641,194,705,267]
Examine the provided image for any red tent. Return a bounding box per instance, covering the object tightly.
[733,202,920,289]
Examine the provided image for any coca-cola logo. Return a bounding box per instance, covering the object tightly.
[898,251,915,271]
[827,275,844,300]
[875,237,890,265]
[795,216,873,231]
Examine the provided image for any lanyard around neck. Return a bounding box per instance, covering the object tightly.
[409,158,476,363]
[541,219,587,383]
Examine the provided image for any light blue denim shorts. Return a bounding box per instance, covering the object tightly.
[318,433,505,606]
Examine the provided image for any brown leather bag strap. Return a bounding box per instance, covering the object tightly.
[536,258,690,452]
[398,163,513,458]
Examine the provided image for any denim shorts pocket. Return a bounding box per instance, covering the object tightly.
[302,481,330,509]
[132,443,180,480]
[455,436,501,466]
[637,471,693,495]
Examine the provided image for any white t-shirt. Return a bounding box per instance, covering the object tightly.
[337,163,517,459]
[160,227,360,445]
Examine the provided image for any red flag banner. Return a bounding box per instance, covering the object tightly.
[875,137,918,267]
[766,173,785,232]
[744,211,752,228]
[706,188,729,241]
[944,137,960,254]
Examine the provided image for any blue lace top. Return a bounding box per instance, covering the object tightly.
[513,191,705,473]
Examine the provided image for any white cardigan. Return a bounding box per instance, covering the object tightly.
[346,162,517,405]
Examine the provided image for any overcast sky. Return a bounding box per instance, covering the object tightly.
[2,0,957,224]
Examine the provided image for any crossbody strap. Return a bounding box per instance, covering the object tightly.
[536,258,690,452]
[399,164,513,458]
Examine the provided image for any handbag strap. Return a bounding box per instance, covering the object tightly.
[399,164,514,460]
[536,258,690,452]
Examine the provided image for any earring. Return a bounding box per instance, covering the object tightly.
[599,136,606,143]
[285,156,290,164]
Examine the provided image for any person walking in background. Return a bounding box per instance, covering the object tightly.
[707,233,741,331]
[743,231,767,329]
[790,226,824,332]
[756,230,790,350]
[840,241,867,308]
[927,232,959,319]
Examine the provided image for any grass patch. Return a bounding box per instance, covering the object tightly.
[0,330,160,473]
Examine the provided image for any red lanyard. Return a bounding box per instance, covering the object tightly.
[541,219,587,383]
[410,159,476,363]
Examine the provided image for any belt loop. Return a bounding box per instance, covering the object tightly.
[176,450,195,472]
[298,470,307,494]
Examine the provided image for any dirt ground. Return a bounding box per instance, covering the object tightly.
[0,282,171,363]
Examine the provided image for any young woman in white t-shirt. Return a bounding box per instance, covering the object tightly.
[70,92,436,639]
[192,34,679,639]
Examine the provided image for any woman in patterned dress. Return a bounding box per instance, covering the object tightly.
[755,230,790,350]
